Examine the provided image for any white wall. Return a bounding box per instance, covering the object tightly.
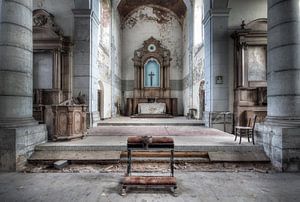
[228,0,267,29]
[33,0,75,38]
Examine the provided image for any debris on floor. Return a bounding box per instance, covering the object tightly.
[23,162,274,173]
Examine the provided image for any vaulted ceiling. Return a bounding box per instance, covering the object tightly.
[117,0,187,19]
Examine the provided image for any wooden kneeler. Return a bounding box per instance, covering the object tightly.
[120,136,177,196]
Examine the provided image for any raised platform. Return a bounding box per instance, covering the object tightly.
[29,125,270,164]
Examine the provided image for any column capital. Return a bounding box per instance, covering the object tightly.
[72,9,92,18]
[203,8,231,25]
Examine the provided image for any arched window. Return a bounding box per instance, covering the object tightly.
[144,58,160,88]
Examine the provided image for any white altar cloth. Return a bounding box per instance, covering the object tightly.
[138,103,166,114]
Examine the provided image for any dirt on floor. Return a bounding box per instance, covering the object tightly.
[23,162,274,174]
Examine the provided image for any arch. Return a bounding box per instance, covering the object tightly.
[144,58,161,88]
[117,0,187,20]
[199,80,205,119]
[121,4,183,26]
[98,81,105,120]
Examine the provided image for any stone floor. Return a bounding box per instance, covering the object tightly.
[1,172,299,202]
[38,126,258,151]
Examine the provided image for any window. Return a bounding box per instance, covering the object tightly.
[144,58,160,88]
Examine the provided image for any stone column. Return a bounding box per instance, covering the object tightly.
[0,0,47,171]
[203,0,232,130]
[267,0,300,122]
[256,0,300,171]
[0,0,35,126]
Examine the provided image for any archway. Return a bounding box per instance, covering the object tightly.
[98,81,105,120]
[199,80,205,120]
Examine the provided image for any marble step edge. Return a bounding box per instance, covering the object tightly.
[34,145,265,152]
[97,123,204,126]
[28,151,269,163]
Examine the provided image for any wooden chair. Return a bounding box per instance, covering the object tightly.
[235,115,257,144]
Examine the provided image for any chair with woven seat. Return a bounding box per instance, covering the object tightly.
[235,115,257,144]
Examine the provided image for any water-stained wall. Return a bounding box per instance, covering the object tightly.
[192,0,205,119]
[182,0,194,117]
[97,0,112,119]
[111,0,122,116]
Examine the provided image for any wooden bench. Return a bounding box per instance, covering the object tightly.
[122,176,176,186]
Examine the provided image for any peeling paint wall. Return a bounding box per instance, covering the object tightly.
[90,0,101,125]
[192,0,204,119]
[111,0,122,116]
[97,0,112,119]
[192,45,204,119]
[121,5,184,115]
[182,0,194,117]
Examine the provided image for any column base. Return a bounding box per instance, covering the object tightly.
[87,111,101,128]
[255,118,300,172]
[0,118,39,128]
[204,111,233,133]
[0,124,48,171]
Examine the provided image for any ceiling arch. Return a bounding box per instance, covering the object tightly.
[117,0,187,20]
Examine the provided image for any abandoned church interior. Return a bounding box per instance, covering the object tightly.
[0,0,300,200]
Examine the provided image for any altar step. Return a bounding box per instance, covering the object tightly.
[28,148,270,164]
[97,116,204,126]
[130,114,174,118]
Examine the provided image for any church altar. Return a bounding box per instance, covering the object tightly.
[126,37,178,117]
[138,103,166,114]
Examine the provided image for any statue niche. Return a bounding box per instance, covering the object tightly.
[127,37,178,117]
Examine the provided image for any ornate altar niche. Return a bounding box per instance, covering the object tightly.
[32,9,72,106]
[126,37,178,117]
[32,9,74,140]
[232,19,268,126]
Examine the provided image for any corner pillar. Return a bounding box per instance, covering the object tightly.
[203,3,232,131]
[0,0,47,171]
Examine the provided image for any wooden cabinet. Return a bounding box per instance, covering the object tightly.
[51,105,87,141]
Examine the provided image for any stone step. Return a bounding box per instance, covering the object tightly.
[28,149,270,164]
[28,151,122,163]
[34,144,265,152]
[97,122,204,126]
[208,151,270,162]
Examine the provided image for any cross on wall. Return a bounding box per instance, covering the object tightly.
[148,71,155,86]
